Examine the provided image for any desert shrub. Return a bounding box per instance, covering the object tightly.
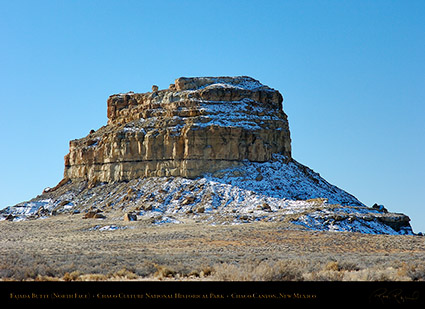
[113,268,139,280]
[133,261,157,277]
[338,260,360,272]
[303,261,344,281]
[303,270,344,281]
[324,261,340,271]
[399,262,425,281]
[320,260,360,272]
[258,260,304,281]
[200,265,213,277]
[63,271,81,281]
[35,275,59,281]
[212,263,241,280]
[342,267,410,281]
[186,266,213,278]
[78,274,109,281]
[154,264,176,279]
[212,260,304,281]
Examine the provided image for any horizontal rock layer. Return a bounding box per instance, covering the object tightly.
[64,76,291,183]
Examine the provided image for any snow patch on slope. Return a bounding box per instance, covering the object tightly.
[0,155,413,235]
[205,154,362,206]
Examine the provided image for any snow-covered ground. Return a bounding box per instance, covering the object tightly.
[0,155,413,235]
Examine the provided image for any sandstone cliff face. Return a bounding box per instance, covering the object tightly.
[64,76,291,183]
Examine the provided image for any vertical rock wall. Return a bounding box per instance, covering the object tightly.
[64,76,292,183]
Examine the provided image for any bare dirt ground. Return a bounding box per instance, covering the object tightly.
[1,214,425,281]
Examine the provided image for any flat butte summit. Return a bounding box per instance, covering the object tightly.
[1,76,413,235]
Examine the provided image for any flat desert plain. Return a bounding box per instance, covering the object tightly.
[1,214,424,281]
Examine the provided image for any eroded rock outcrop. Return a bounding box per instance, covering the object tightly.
[64,76,291,183]
[1,76,415,235]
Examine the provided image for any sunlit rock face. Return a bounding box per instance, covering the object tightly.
[3,76,415,235]
[64,76,292,184]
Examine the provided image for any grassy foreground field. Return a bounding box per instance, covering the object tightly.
[1,214,424,281]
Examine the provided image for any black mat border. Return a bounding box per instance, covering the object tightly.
[2,281,424,306]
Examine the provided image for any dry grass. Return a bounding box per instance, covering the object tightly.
[0,214,424,281]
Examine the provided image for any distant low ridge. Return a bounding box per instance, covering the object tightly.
[1,76,413,235]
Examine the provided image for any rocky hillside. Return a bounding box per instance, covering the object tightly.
[1,76,413,235]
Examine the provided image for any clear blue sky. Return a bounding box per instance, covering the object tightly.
[1,0,424,232]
